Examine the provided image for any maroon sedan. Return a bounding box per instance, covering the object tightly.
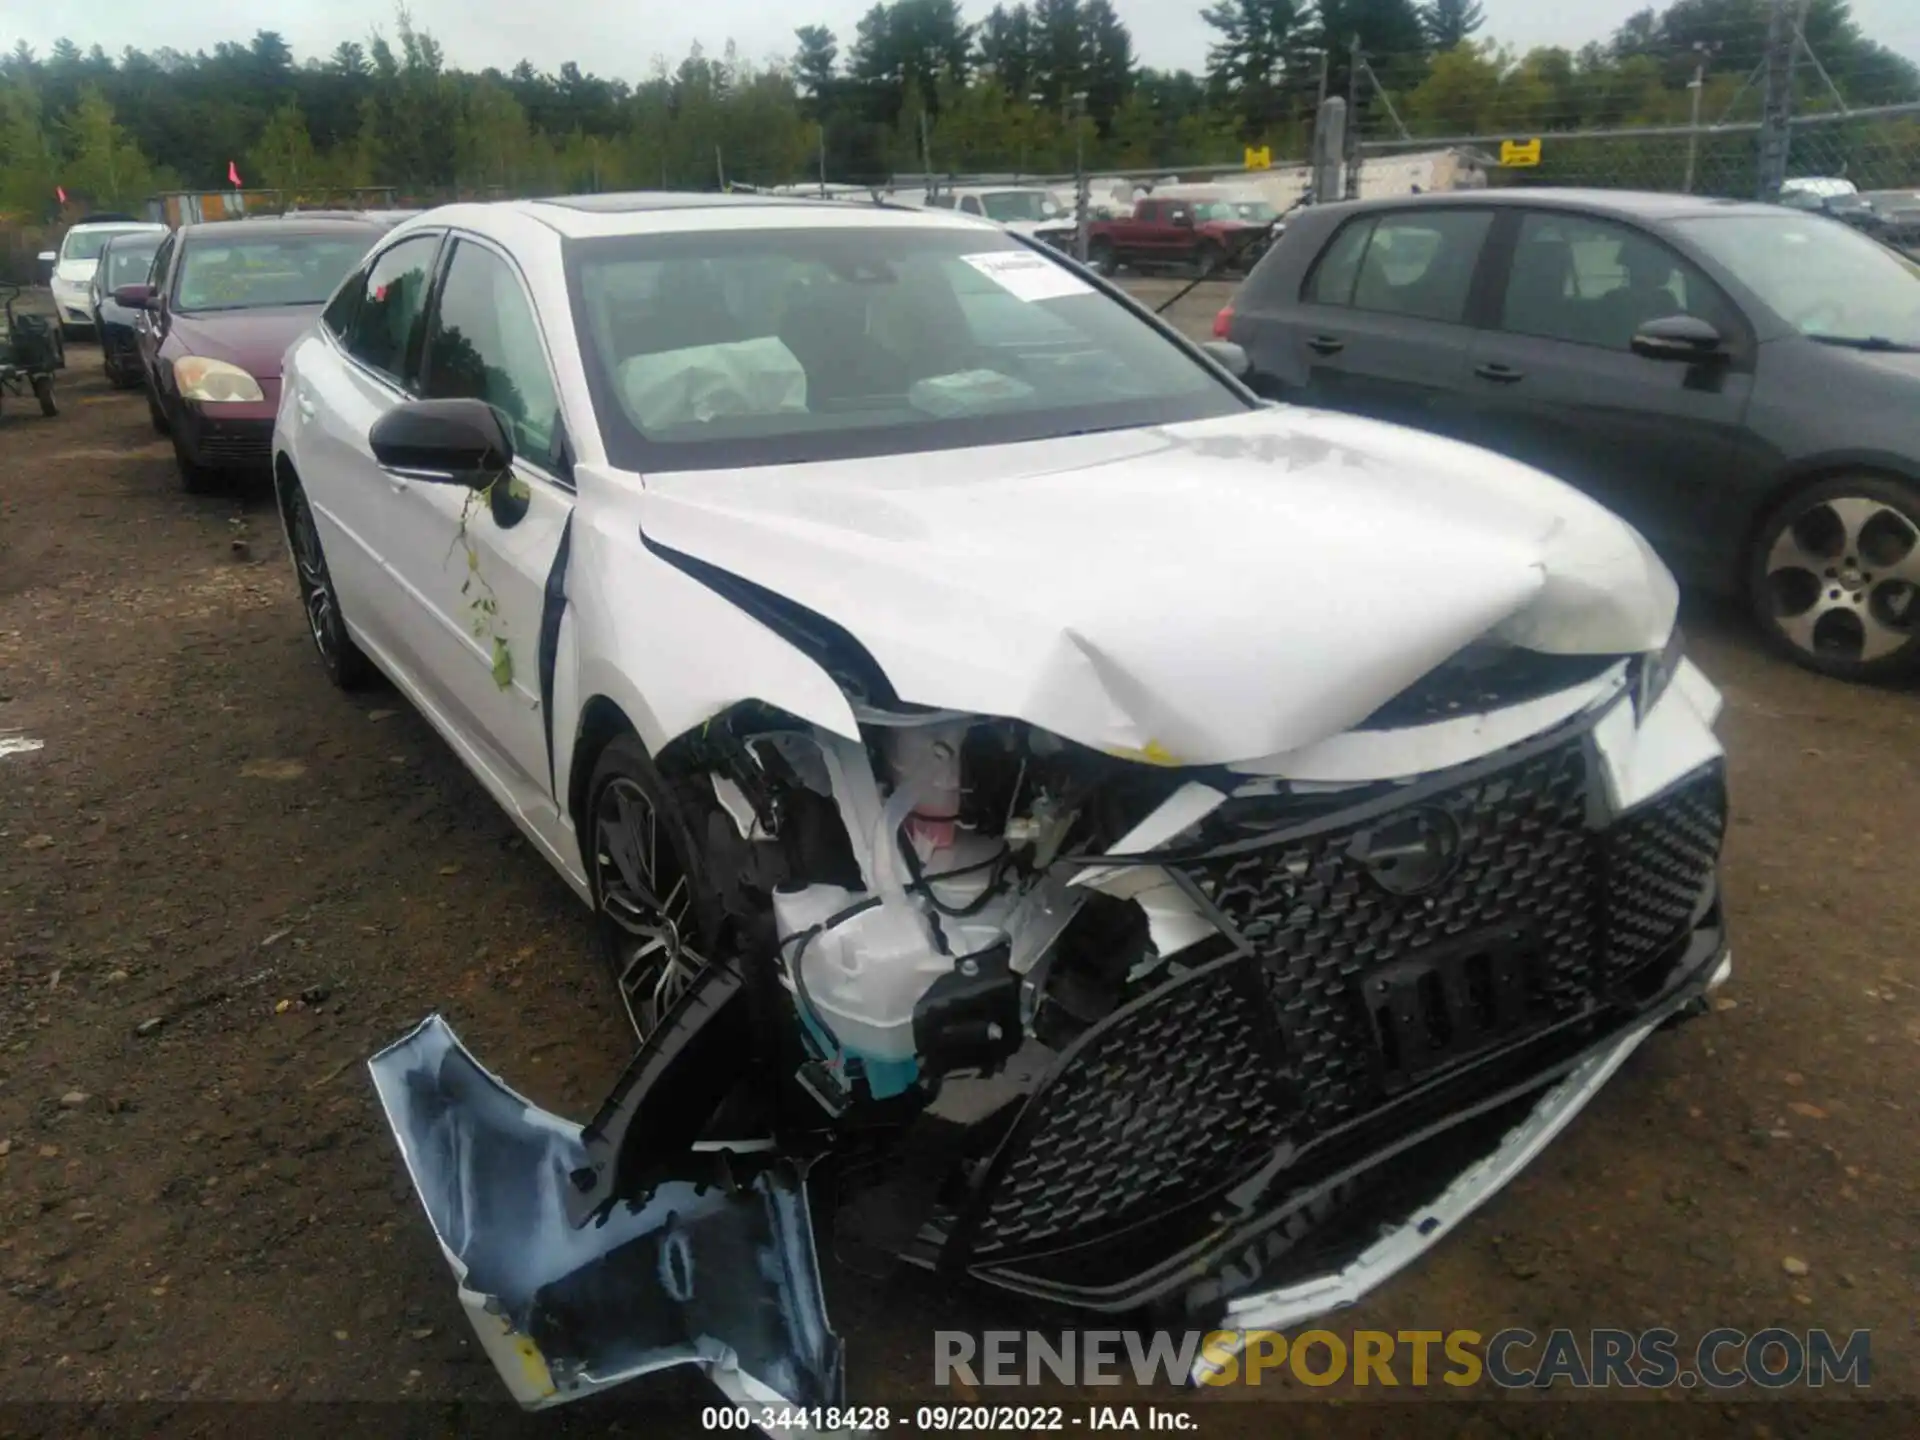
[121,218,387,490]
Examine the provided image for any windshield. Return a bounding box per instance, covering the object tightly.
[1191,201,1246,223]
[979,191,1064,223]
[567,225,1245,472]
[103,239,161,288]
[61,228,144,262]
[1672,213,1920,348]
[174,233,373,313]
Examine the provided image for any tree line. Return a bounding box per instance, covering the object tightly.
[0,0,1914,219]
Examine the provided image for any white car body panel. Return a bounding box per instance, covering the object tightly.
[637,405,1676,768]
[276,194,1704,891]
[278,195,1731,1424]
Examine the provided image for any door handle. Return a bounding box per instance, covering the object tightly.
[1307,334,1345,355]
[1474,362,1525,384]
[295,390,315,420]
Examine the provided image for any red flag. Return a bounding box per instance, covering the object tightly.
[55,185,67,204]
[228,160,242,187]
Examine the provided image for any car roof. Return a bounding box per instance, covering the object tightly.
[177,217,386,240]
[67,220,164,232]
[1316,188,1785,223]
[380,191,1004,243]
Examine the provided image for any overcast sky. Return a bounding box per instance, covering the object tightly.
[2,0,1916,78]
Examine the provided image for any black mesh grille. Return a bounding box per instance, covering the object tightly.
[968,956,1295,1257]
[1190,740,1598,1132]
[1602,767,1726,979]
[958,740,1726,1267]
[197,427,272,466]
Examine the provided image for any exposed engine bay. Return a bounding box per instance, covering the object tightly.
[370,638,1730,1419]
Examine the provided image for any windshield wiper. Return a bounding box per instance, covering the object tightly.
[1808,333,1920,353]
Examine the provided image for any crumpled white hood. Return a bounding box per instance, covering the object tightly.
[637,406,1677,767]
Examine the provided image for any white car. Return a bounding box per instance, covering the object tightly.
[923,184,1078,246]
[275,194,1731,1416]
[42,218,167,339]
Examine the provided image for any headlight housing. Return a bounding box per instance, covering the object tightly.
[174,356,265,404]
[1633,624,1686,722]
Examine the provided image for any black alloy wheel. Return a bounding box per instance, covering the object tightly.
[587,737,719,1043]
[285,480,375,690]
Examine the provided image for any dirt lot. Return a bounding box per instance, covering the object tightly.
[1,290,1915,1436]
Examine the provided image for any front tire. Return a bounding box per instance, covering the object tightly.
[284,478,376,691]
[172,432,216,494]
[586,736,726,1043]
[147,386,170,435]
[33,376,55,416]
[1748,472,1920,681]
[1089,240,1117,277]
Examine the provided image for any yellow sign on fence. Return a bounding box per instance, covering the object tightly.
[1244,145,1272,171]
[1500,138,1543,168]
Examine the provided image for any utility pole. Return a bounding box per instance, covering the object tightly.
[1757,0,1795,200]
[1072,91,1089,264]
[919,108,933,188]
[1682,44,1716,193]
[715,144,726,192]
[818,124,828,196]
[1344,36,1363,200]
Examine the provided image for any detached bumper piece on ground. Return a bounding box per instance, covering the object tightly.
[370,651,1729,1421]
[368,1014,841,1410]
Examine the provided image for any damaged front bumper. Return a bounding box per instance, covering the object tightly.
[370,664,1731,1420]
[368,1016,841,1411]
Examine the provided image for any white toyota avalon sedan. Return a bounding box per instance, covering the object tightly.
[273,193,1731,1417]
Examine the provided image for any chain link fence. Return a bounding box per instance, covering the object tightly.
[1351,103,1920,205]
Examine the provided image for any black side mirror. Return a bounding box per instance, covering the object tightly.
[370,398,513,487]
[1172,211,1194,229]
[1631,314,1728,363]
[1201,339,1252,379]
[113,283,157,311]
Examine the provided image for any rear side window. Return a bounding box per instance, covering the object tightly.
[343,234,442,383]
[321,263,366,340]
[1305,218,1375,305]
[1305,210,1492,324]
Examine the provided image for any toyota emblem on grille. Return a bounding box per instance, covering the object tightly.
[1350,806,1463,896]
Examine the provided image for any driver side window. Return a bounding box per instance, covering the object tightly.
[1499,212,1732,352]
[419,239,562,466]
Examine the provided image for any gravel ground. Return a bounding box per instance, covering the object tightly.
[0,294,1913,1437]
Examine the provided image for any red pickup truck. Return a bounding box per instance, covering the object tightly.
[1084,192,1279,277]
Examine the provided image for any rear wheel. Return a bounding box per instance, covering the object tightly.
[1089,239,1117,276]
[1748,472,1920,681]
[284,478,376,690]
[1194,241,1224,278]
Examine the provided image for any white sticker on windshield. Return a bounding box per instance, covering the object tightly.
[962,250,1093,302]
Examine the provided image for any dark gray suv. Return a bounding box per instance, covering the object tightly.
[1221,189,1920,681]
